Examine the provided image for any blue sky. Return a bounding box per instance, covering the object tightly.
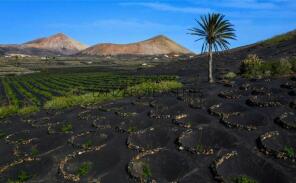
[0,0,296,52]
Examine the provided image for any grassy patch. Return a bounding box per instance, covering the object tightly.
[76,162,92,177]
[17,106,39,116]
[8,171,32,183]
[60,123,73,133]
[125,80,183,96]
[284,146,295,158]
[31,147,39,157]
[232,175,257,183]
[82,140,93,149]
[0,105,18,119]
[142,163,152,180]
[45,80,182,109]
[0,105,39,119]
[44,91,123,109]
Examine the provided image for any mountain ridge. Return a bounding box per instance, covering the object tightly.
[79,35,193,56]
[23,33,88,55]
[0,29,295,57]
[0,33,88,56]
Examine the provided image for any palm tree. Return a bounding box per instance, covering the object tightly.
[189,13,236,83]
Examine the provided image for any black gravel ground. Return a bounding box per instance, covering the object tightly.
[0,53,296,182]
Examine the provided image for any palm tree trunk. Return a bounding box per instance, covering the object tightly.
[208,45,214,83]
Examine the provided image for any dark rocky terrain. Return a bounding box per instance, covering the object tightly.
[1,54,296,183]
[0,44,62,57]
[0,72,295,182]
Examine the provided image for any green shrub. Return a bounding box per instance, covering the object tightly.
[76,162,92,177]
[241,55,295,78]
[232,175,257,183]
[224,72,237,80]
[290,58,296,72]
[284,146,295,158]
[272,59,292,75]
[240,54,265,78]
[61,123,73,133]
[31,147,39,156]
[82,140,93,149]
[142,163,152,179]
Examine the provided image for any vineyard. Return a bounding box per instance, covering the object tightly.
[0,72,179,118]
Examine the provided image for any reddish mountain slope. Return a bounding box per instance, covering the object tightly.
[80,35,192,56]
[23,33,88,55]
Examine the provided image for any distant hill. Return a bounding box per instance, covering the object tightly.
[0,33,88,56]
[79,35,193,56]
[0,30,295,58]
[24,33,88,55]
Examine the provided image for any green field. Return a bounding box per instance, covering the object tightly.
[0,72,180,118]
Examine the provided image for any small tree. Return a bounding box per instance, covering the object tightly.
[189,13,236,83]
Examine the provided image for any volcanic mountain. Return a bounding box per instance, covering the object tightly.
[0,33,88,56]
[23,33,88,55]
[79,35,192,56]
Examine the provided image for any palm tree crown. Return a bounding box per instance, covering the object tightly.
[188,13,236,83]
[189,13,236,53]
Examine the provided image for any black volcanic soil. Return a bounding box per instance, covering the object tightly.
[1,51,296,182]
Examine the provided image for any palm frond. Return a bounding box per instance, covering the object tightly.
[188,13,236,53]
